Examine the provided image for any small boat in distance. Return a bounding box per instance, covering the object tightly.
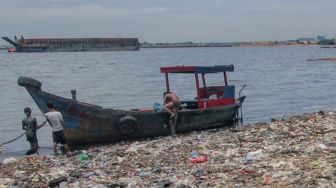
[2,35,140,52]
[18,65,246,146]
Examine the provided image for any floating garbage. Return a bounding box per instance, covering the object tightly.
[0,111,335,187]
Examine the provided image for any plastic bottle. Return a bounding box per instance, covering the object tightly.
[78,150,88,162]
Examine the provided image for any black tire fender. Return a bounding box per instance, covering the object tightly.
[17,76,42,89]
[118,115,137,135]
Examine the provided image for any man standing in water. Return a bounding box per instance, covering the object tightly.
[163,92,181,135]
[22,107,46,155]
[44,102,70,156]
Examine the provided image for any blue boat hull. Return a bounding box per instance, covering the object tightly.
[18,77,244,146]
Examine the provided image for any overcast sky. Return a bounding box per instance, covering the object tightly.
[0,0,335,43]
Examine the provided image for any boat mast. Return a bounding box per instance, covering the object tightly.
[201,73,208,97]
[223,72,228,86]
[165,73,170,92]
[195,73,201,102]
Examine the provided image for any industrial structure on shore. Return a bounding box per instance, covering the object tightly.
[1,36,140,52]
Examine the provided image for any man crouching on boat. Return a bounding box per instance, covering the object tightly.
[163,92,181,135]
[44,102,71,156]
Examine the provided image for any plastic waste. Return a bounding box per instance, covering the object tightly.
[263,175,271,185]
[191,151,200,158]
[117,156,124,163]
[190,155,207,163]
[14,170,26,179]
[189,151,207,163]
[243,149,264,163]
[73,181,80,188]
[319,143,327,150]
[48,176,67,188]
[78,150,89,162]
[0,111,335,187]
[3,157,17,164]
[0,178,14,187]
[240,169,255,175]
[60,182,67,188]
[153,102,162,112]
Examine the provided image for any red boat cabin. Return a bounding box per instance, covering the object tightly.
[160,65,236,110]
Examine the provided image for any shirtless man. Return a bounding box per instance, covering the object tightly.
[163,92,181,135]
[22,107,46,155]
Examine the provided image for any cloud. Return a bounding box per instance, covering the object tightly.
[0,0,335,42]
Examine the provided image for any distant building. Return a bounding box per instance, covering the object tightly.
[317,35,327,42]
[316,35,336,45]
[297,37,317,44]
[282,40,299,45]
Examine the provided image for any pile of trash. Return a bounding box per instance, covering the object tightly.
[1,111,335,187]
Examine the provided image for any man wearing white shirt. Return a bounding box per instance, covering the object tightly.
[44,102,70,155]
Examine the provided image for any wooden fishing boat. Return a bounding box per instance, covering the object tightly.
[18,65,246,146]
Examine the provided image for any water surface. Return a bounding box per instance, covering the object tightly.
[1,46,336,157]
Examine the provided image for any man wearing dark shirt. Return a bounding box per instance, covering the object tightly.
[22,107,45,155]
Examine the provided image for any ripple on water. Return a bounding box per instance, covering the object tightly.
[1,46,336,154]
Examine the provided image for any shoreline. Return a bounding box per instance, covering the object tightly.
[1,111,335,187]
[140,44,324,48]
[1,44,333,51]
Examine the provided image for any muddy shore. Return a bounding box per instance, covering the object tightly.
[1,111,335,187]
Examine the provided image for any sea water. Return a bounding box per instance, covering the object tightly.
[1,46,336,158]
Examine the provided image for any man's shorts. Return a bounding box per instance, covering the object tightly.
[26,135,37,144]
[52,130,67,145]
[173,101,182,111]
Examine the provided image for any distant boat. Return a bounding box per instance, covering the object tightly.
[307,58,336,62]
[2,35,140,52]
[18,65,246,146]
[7,47,16,52]
[321,46,336,48]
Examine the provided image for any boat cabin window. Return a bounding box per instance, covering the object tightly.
[199,86,225,99]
